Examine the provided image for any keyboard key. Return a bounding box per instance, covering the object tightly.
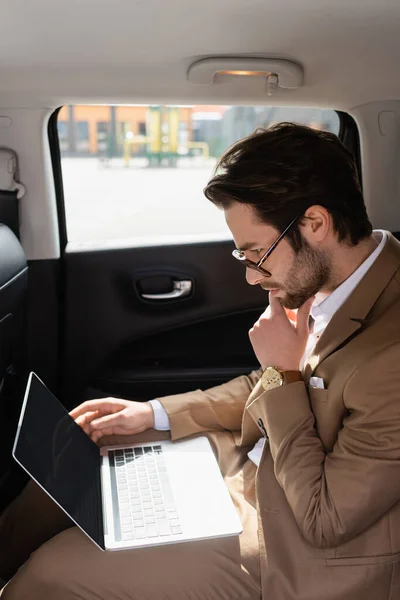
[119,503,130,510]
[122,524,133,533]
[171,526,183,535]
[130,498,141,507]
[154,498,164,505]
[146,524,159,538]
[133,511,143,519]
[152,491,162,498]
[120,509,130,517]
[144,509,154,517]
[121,517,131,525]
[122,532,134,541]
[119,484,128,491]
[133,519,144,527]
[155,505,165,512]
[134,527,147,539]
[143,502,153,510]
[156,510,167,519]
[130,492,140,499]
[145,516,156,524]
[157,518,171,536]
[168,511,179,520]
[169,518,180,527]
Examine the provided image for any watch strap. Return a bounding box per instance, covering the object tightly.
[282,370,303,384]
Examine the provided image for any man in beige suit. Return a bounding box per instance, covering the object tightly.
[2,123,400,599]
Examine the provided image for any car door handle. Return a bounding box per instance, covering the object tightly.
[141,280,192,300]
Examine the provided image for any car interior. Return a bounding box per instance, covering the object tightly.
[1,0,400,579]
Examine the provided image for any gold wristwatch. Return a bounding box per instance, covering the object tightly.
[261,366,303,391]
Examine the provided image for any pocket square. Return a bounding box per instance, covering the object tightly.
[309,376,325,389]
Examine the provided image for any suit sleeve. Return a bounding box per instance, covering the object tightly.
[158,369,261,441]
[246,343,400,548]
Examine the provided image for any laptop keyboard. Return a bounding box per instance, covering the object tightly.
[110,445,183,542]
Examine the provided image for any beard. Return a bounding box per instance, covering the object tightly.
[261,239,331,309]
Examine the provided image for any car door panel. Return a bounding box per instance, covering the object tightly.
[62,240,267,406]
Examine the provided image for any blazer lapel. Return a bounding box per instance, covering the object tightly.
[303,233,400,383]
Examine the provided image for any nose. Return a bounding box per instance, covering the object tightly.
[246,267,263,286]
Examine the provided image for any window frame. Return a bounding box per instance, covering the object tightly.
[48,108,359,255]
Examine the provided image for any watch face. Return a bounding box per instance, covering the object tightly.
[262,367,284,391]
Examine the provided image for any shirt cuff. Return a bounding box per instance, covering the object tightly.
[148,399,171,431]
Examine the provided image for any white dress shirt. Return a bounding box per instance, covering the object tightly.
[150,230,387,466]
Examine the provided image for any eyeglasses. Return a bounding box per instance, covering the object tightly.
[232,215,301,277]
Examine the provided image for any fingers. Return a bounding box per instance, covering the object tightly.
[268,290,285,315]
[258,305,271,319]
[75,410,100,428]
[91,427,114,444]
[70,398,126,420]
[296,296,315,337]
[90,412,125,430]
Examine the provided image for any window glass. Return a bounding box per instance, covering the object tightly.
[57,105,340,245]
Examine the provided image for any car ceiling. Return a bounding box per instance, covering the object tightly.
[0,0,399,108]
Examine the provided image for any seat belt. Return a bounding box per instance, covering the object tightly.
[0,149,26,238]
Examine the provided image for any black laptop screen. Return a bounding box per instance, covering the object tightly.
[13,373,104,550]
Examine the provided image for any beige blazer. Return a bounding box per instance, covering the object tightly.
[160,232,400,600]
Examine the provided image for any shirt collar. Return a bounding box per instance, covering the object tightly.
[310,230,387,325]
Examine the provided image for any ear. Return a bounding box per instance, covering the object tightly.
[302,205,331,243]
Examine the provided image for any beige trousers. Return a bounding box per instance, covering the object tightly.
[0,430,261,599]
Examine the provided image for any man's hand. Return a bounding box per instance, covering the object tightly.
[70,398,155,444]
[249,290,314,370]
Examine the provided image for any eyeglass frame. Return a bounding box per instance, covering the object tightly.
[232,214,302,277]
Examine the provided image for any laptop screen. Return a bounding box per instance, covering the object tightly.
[13,372,105,550]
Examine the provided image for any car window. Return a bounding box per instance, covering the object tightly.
[58,105,340,245]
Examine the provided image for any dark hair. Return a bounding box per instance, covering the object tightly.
[204,122,372,251]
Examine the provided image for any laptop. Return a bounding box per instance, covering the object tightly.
[12,372,242,551]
